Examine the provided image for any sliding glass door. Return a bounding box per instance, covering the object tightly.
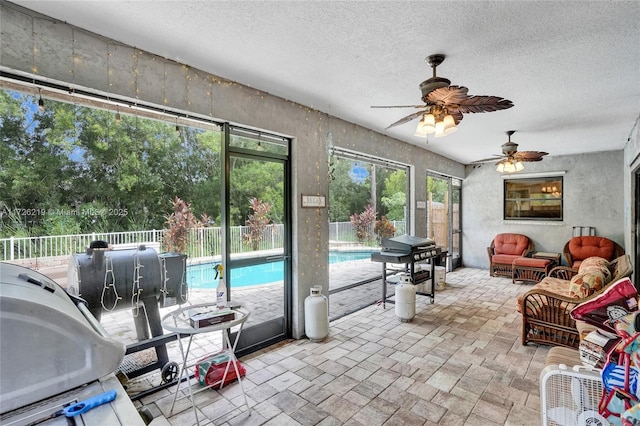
[224,127,291,356]
[426,173,462,270]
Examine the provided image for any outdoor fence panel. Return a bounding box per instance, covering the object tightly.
[1,221,404,263]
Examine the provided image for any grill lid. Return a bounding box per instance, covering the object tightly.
[0,262,125,414]
[381,235,435,252]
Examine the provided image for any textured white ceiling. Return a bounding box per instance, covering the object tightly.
[10,0,640,164]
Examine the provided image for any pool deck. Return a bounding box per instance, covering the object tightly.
[107,260,387,339]
[32,258,390,343]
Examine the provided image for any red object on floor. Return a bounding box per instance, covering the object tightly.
[194,352,246,388]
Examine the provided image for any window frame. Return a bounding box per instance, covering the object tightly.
[503,176,564,221]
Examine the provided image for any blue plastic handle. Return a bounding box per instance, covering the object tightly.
[63,390,117,417]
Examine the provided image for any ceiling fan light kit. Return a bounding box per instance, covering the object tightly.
[372,53,514,138]
[496,159,524,173]
[473,130,548,174]
[414,107,458,137]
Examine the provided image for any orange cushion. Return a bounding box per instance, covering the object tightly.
[492,254,521,264]
[513,257,551,267]
[516,277,574,313]
[569,237,615,262]
[494,234,530,256]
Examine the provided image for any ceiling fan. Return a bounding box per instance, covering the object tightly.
[371,54,514,137]
[474,130,548,173]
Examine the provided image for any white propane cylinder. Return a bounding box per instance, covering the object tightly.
[395,273,416,322]
[304,285,329,342]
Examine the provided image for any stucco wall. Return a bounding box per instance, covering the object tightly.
[0,2,465,339]
[462,150,625,268]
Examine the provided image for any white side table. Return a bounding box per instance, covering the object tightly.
[162,304,250,425]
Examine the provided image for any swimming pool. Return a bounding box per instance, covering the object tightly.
[329,251,374,264]
[188,250,376,288]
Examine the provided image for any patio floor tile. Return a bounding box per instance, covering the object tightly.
[78,266,550,425]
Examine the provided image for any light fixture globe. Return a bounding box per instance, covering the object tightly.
[442,114,457,135]
[414,119,428,137]
[423,113,436,133]
[415,113,436,137]
[434,120,446,138]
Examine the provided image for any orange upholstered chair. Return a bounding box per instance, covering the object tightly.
[563,236,625,269]
[487,233,534,277]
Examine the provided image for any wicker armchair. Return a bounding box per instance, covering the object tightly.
[487,233,534,277]
[543,266,579,281]
[519,254,633,348]
[564,236,625,269]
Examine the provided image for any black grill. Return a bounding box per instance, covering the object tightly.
[371,235,442,307]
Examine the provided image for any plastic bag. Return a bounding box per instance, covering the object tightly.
[194,351,246,388]
[600,388,639,425]
[570,277,638,334]
[623,402,640,425]
[599,319,640,423]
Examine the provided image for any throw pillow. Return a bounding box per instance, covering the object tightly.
[579,256,612,279]
[569,256,612,298]
[569,268,608,298]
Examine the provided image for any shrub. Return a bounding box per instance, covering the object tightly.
[350,204,376,243]
[164,197,207,254]
[243,198,271,251]
[374,215,396,240]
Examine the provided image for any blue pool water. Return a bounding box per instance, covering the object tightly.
[188,250,375,288]
[329,251,373,264]
[188,261,284,289]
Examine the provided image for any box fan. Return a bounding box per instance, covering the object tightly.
[540,364,609,426]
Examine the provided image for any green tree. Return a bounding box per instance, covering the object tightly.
[427,176,448,203]
[380,170,407,221]
[0,92,77,234]
[229,159,283,226]
[381,192,406,221]
[382,170,406,198]
[0,90,223,236]
[328,157,371,222]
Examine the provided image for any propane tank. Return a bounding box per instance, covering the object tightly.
[395,273,416,322]
[304,285,329,342]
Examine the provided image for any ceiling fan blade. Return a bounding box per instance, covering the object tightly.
[385,110,426,129]
[514,151,548,162]
[371,104,426,109]
[425,85,469,105]
[471,155,503,164]
[457,96,514,113]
